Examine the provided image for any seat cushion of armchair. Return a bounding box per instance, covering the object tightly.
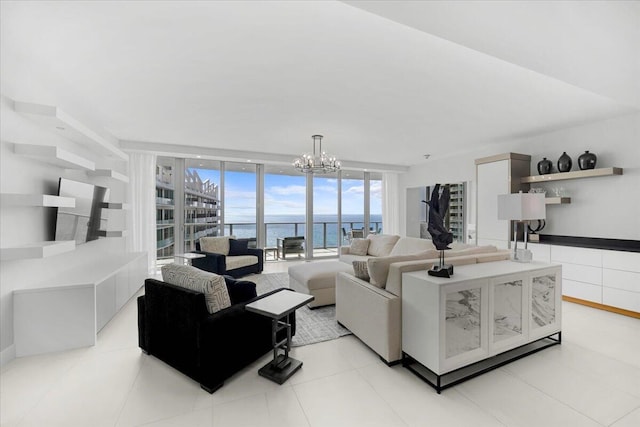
[225,255,259,270]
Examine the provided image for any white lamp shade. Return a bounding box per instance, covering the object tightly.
[497,193,546,221]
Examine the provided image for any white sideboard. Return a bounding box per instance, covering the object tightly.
[528,243,640,315]
[402,260,562,392]
[13,252,147,357]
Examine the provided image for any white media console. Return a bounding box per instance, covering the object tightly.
[13,252,147,357]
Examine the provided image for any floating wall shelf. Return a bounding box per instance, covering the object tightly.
[0,193,75,208]
[521,167,623,183]
[13,101,129,161]
[101,202,130,210]
[545,197,571,205]
[1,241,76,261]
[14,144,95,171]
[98,230,127,238]
[88,169,129,183]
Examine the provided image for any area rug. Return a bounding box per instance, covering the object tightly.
[250,272,351,347]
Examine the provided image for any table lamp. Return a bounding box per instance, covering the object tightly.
[497,192,546,262]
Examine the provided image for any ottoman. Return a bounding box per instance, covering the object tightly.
[288,261,353,308]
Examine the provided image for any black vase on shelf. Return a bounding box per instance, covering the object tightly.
[537,158,553,175]
[578,150,597,170]
[557,152,572,172]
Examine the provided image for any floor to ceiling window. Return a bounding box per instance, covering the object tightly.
[313,175,338,257]
[156,156,385,264]
[184,159,221,252]
[263,165,306,251]
[156,157,176,263]
[341,170,366,242]
[369,172,383,234]
[224,162,257,244]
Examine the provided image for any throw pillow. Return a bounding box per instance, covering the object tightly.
[228,238,249,256]
[352,260,370,282]
[161,264,231,314]
[350,238,370,256]
[367,234,400,257]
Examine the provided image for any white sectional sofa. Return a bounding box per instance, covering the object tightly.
[336,234,510,364]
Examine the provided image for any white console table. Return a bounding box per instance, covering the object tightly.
[402,260,562,393]
[13,252,147,357]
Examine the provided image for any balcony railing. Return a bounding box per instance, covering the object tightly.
[225,221,382,249]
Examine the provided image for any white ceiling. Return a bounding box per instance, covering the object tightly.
[1,1,637,168]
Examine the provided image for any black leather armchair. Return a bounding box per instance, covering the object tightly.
[192,238,263,278]
[137,275,294,393]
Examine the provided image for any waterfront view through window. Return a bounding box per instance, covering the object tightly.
[156,156,382,263]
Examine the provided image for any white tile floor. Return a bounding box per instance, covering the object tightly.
[2,260,639,427]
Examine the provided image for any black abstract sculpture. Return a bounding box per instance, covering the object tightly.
[421,184,454,278]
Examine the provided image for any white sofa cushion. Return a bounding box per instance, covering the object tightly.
[161,263,231,314]
[350,238,370,256]
[388,237,436,256]
[199,236,235,255]
[226,255,258,270]
[367,234,400,257]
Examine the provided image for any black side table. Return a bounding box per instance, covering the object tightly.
[246,289,314,384]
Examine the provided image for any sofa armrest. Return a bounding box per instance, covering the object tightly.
[385,260,435,297]
[192,250,227,274]
[246,247,264,272]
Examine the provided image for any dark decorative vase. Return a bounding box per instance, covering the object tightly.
[537,158,552,175]
[557,152,572,172]
[578,150,597,170]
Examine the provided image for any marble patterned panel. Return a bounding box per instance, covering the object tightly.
[446,288,481,358]
[493,280,523,342]
[532,274,556,328]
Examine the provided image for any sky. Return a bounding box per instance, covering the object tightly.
[190,168,382,222]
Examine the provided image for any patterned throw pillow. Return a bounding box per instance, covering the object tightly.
[352,261,370,282]
[161,264,231,314]
[350,238,370,256]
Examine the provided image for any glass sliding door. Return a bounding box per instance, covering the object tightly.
[156,157,176,265]
[224,162,257,245]
[341,170,366,243]
[369,172,383,234]
[313,175,338,257]
[184,159,221,252]
[264,165,306,254]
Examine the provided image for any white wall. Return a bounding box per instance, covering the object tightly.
[400,112,640,241]
[0,96,129,363]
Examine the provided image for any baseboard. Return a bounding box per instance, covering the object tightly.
[562,296,640,319]
[0,344,16,367]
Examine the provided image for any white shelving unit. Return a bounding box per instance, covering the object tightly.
[13,101,129,161]
[0,193,75,208]
[1,241,76,261]
[14,143,95,171]
[88,169,129,183]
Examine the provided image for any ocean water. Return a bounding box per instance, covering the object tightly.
[225,214,382,248]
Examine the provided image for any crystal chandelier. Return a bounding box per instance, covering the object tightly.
[293,134,341,174]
